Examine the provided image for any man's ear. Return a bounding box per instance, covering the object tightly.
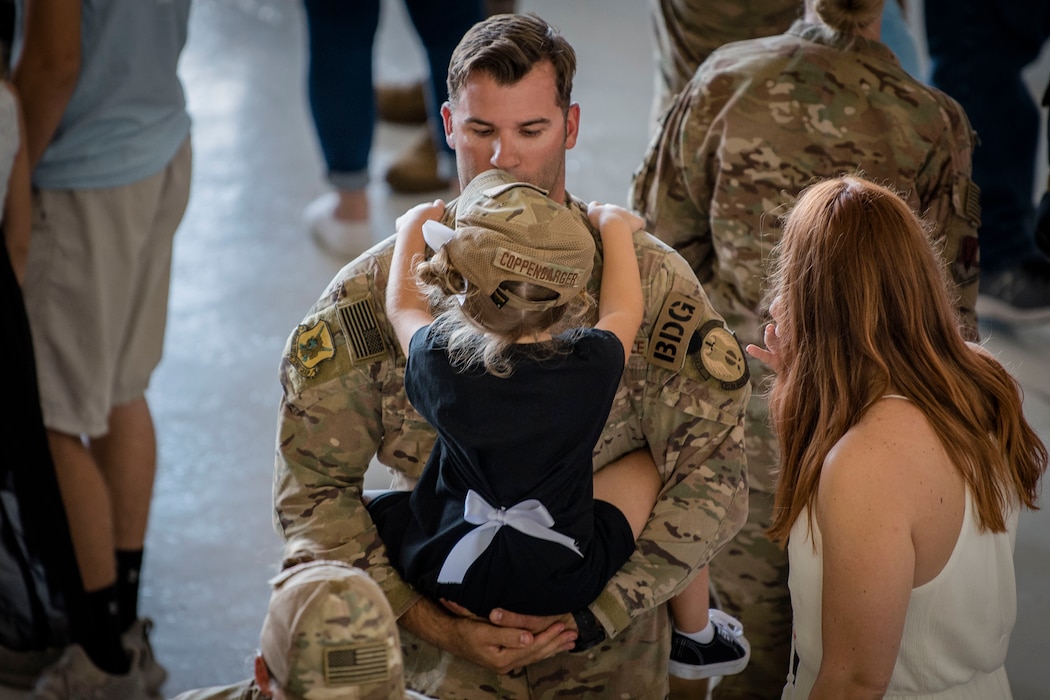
[441,101,456,149]
[564,102,580,150]
[254,654,273,695]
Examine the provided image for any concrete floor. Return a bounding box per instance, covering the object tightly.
[6,0,1050,697]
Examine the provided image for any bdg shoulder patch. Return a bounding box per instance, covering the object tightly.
[646,291,705,372]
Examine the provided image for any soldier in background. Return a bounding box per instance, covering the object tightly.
[274,12,750,699]
[647,0,920,128]
[172,560,432,700]
[631,0,980,696]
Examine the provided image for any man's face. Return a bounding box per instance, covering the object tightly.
[442,61,580,203]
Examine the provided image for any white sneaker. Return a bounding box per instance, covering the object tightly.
[303,192,372,259]
[31,644,153,700]
[121,618,167,696]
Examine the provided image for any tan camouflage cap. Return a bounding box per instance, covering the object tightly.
[260,561,410,700]
[448,169,595,312]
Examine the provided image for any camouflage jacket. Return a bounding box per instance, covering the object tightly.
[273,194,750,698]
[632,20,981,353]
[650,0,800,118]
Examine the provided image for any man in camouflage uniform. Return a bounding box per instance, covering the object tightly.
[630,1,981,697]
[172,560,431,700]
[273,12,750,700]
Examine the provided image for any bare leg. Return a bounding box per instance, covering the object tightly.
[669,566,711,634]
[332,187,369,224]
[592,449,662,540]
[48,430,116,590]
[90,397,156,550]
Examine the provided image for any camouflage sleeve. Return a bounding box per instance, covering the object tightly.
[631,72,721,286]
[589,235,750,637]
[917,93,981,341]
[273,257,422,617]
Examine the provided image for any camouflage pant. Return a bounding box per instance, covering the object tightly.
[708,488,790,699]
[708,393,791,700]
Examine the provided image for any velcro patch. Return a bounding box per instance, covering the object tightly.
[337,297,387,364]
[688,320,750,390]
[646,292,704,372]
[289,319,337,378]
[324,642,391,685]
[952,175,981,226]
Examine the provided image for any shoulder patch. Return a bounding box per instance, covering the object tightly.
[952,174,981,227]
[646,291,704,372]
[289,319,337,378]
[688,320,750,390]
[336,297,387,364]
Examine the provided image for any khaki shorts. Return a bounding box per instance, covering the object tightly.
[24,138,192,437]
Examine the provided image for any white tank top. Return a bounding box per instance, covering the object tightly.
[783,476,1019,698]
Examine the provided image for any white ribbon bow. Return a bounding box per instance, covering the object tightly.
[437,489,582,584]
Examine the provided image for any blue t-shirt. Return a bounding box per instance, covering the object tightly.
[16,0,192,189]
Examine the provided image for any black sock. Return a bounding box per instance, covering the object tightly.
[73,585,130,676]
[115,548,144,632]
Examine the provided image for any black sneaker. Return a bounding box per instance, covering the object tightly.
[977,255,1050,324]
[669,609,751,680]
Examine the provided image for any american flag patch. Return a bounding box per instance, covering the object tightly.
[324,642,390,685]
[338,298,386,364]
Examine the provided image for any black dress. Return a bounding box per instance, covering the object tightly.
[369,325,635,616]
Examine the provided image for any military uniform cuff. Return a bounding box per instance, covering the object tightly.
[389,585,423,619]
[591,590,629,638]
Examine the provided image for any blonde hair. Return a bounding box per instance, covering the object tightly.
[416,248,591,377]
[765,176,1046,546]
[813,0,884,33]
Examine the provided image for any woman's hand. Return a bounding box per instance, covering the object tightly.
[746,322,783,373]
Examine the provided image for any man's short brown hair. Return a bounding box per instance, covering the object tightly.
[447,12,576,113]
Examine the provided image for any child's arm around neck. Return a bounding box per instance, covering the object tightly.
[386,200,446,355]
[587,202,645,363]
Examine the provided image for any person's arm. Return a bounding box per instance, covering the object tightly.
[590,240,751,636]
[587,202,644,359]
[11,0,81,171]
[273,252,424,616]
[2,84,32,285]
[808,415,917,698]
[386,200,444,354]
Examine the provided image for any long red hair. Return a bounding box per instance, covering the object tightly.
[765,176,1046,546]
